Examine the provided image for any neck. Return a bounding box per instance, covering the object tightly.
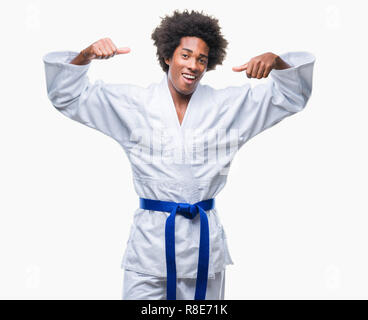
[167,78,193,109]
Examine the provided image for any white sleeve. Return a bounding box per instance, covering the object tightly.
[42,51,144,146]
[215,51,316,149]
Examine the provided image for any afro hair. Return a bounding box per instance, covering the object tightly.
[151,10,228,73]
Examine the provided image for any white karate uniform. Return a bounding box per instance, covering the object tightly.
[43,50,315,299]
[122,269,225,300]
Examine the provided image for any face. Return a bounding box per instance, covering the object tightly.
[165,37,209,96]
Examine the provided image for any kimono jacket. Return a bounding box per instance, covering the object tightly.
[43,50,315,279]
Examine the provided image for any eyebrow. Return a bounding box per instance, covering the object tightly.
[182,48,208,59]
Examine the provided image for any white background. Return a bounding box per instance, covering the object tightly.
[0,0,367,299]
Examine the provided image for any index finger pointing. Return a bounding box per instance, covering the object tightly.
[232,63,248,72]
[116,47,131,54]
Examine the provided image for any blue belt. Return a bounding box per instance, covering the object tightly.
[139,197,215,300]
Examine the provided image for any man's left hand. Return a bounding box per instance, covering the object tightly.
[232,52,291,79]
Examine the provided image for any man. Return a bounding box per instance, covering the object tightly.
[43,10,315,300]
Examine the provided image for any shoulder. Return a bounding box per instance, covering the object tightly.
[198,82,251,105]
[102,80,158,101]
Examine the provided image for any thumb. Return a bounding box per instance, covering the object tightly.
[232,63,248,72]
[116,47,131,54]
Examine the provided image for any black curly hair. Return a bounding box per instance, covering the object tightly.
[151,10,228,73]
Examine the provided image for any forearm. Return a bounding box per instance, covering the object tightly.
[274,55,291,70]
[70,51,91,65]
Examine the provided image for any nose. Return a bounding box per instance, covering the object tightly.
[187,57,199,72]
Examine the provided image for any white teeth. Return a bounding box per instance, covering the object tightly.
[182,73,196,80]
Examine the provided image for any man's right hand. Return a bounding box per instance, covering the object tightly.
[70,38,130,65]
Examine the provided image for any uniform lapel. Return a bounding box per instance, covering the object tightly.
[161,73,201,132]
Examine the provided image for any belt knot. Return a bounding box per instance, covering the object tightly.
[177,203,198,219]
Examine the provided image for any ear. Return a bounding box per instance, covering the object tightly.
[164,57,170,66]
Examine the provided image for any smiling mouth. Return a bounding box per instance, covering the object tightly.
[182,73,197,81]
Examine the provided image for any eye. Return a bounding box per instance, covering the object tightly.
[182,54,188,58]
[199,58,207,65]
